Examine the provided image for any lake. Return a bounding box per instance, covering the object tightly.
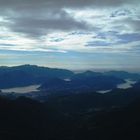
[97,90,112,94]
[1,85,40,94]
[97,79,137,94]
[117,79,137,89]
[1,79,137,94]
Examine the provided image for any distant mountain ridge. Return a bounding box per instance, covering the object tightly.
[0,65,74,89]
[104,70,140,80]
[0,65,140,91]
[0,64,74,78]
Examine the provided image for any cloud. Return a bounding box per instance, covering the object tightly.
[0,0,139,10]
[124,18,140,32]
[5,10,91,38]
[0,0,140,71]
[0,0,139,38]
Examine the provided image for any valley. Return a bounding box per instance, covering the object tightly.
[0,65,140,140]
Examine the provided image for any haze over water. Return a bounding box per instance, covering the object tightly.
[2,85,40,94]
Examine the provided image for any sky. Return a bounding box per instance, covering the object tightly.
[0,0,140,71]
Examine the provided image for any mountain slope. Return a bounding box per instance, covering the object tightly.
[0,65,74,89]
[104,70,140,80]
[39,71,124,92]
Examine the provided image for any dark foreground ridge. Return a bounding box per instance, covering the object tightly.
[0,82,140,140]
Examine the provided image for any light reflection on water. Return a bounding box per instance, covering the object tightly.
[97,79,137,94]
[1,85,40,94]
[117,79,137,89]
[1,79,137,94]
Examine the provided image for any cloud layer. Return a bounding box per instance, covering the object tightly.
[0,0,140,70]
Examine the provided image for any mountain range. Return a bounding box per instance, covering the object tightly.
[0,65,140,139]
[0,65,73,89]
[1,65,139,93]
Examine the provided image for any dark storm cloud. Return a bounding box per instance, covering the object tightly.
[0,0,139,38]
[5,10,91,37]
[0,0,139,9]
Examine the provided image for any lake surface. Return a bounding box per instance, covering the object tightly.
[97,79,137,93]
[117,79,137,89]
[2,85,40,94]
[97,90,112,94]
[1,79,137,94]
